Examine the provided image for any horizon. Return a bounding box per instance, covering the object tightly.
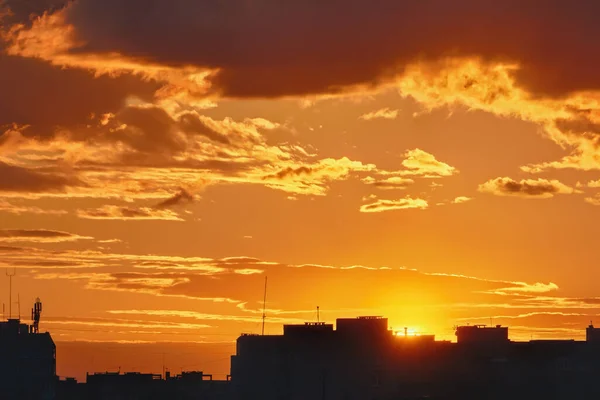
[2,0,600,386]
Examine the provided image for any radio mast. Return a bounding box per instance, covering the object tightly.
[6,268,15,319]
[261,276,268,335]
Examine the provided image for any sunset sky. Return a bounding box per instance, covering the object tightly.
[2,0,600,381]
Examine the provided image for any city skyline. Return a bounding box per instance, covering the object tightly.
[2,0,600,382]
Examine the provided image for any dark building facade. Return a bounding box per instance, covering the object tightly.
[0,319,56,399]
[61,370,232,400]
[230,316,600,400]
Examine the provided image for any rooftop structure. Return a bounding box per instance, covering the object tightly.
[0,316,56,399]
[455,324,509,344]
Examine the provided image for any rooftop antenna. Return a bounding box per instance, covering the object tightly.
[317,306,320,323]
[261,276,268,335]
[32,298,42,334]
[17,293,20,320]
[6,268,15,319]
[2,303,4,321]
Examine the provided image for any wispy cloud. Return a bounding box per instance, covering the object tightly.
[452,196,472,204]
[77,205,184,221]
[362,176,414,190]
[0,229,92,243]
[359,108,398,121]
[0,200,67,215]
[360,197,428,213]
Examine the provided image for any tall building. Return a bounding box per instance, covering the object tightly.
[0,318,56,399]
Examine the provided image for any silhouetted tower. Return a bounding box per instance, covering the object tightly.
[6,268,16,319]
[31,297,42,334]
[261,277,268,335]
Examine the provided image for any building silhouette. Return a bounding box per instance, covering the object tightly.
[230,316,600,400]
[7,310,600,399]
[0,318,56,399]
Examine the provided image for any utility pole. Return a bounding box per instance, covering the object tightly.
[6,268,15,319]
[317,306,320,323]
[261,276,268,336]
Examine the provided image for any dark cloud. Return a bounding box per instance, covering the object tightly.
[58,0,600,98]
[155,189,194,209]
[178,113,230,144]
[0,161,79,193]
[0,0,68,27]
[264,166,313,180]
[478,177,577,198]
[0,55,158,136]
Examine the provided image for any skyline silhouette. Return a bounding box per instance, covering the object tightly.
[2,1,600,398]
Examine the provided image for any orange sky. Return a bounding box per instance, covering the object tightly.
[2,0,600,382]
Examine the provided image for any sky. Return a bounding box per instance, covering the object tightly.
[2,0,600,381]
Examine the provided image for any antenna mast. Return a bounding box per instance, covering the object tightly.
[317,306,320,323]
[32,298,42,334]
[261,276,268,336]
[6,268,15,319]
[17,293,20,320]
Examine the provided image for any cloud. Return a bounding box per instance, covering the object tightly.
[155,189,195,209]
[401,149,457,177]
[262,157,376,196]
[359,108,398,121]
[584,194,600,206]
[478,177,577,198]
[43,316,212,331]
[107,310,303,325]
[0,229,92,243]
[5,0,600,177]
[77,205,183,221]
[362,176,414,190]
[452,196,472,204]
[233,269,264,275]
[0,161,80,194]
[491,282,559,294]
[0,200,67,215]
[360,197,428,213]
[7,0,597,99]
[588,179,600,188]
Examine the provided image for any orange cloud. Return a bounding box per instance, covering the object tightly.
[359,197,428,213]
[359,107,398,121]
[0,229,92,243]
[77,205,184,221]
[478,177,577,198]
[400,148,457,177]
[0,200,67,215]
[584,195,600,206]
[452,196,472,204]
[362,176,414,190]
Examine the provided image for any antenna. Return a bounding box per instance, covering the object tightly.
[32,298,42,334]
[261,276,267,336]
[6,268,15,319]
[317,306,320,323]
[17,293,20,320]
